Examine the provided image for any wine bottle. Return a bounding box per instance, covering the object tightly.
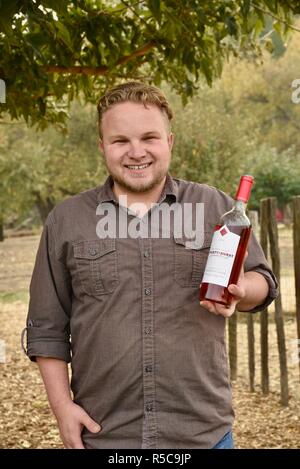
[199,175,254,307]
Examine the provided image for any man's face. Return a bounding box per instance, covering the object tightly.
[99,101,174,193]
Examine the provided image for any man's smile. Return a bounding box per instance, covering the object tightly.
[124,162,153,171]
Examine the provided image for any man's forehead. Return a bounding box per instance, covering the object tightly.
[104,101,162,118]
[101,101,170,135]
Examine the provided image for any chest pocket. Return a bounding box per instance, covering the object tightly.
[174,232,211,287]
[73,239,118,296]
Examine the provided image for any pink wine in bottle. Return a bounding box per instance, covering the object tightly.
[199,175,254,307]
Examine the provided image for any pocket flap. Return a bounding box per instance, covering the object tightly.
[174,231,212,250]
[73,239,116,260]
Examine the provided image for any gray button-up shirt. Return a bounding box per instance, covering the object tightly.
[24,174,278,448]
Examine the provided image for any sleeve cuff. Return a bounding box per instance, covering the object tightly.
[27,339,71,363]
[239,267,279,314]
[24,325,71,363]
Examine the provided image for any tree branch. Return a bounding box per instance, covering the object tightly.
[0,121,26,125]
[276,105,300,131]
[44,41,157,75]
[251,2,300,33]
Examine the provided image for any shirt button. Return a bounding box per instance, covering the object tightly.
[144,251,150,258]
[146,403,153,412]
[145,327,152,335]
[145,288,151,295]
[89,248,97,256]
[145,365,152,373]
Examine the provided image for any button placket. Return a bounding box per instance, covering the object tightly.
[139,237,158,449]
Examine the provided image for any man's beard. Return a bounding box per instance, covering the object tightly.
[106,161,169,194]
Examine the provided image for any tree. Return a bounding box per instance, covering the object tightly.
[0,0,300,128]
[0,101,106,231]
[248,146,300,210]
[219,29,300,154]
[168,81,255,194]
[167,24,300,200]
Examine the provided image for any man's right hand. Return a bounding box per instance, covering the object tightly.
[56,401,101,449]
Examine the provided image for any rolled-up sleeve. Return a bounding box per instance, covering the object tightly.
[243,230,279,313]
[24,211,72,362]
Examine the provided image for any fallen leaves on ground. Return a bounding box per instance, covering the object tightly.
[0,301,299,449]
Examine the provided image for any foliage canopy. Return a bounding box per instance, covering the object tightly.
[0,0,300,127]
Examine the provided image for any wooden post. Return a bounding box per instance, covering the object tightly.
[268,197,289,406]
[260,199,269,395]
[247,310,255,392]
[0,212,3,242]
[292,196,300,380]
[247,210,258,392]
[228,313,237,381]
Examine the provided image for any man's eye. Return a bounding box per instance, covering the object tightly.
[114,140,127,143]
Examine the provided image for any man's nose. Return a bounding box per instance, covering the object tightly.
[127,141,147,159]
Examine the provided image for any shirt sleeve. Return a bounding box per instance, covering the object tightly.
[23,211,72,362]
[242,230,279,313]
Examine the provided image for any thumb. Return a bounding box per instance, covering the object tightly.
[228,283,245,298]
[81,413,101,433]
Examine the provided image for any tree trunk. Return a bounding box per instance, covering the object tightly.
[34,192,55,224]
[0,222,3,242]
[260,199,269,394]
[292,196,300,381]
[268,197,289,406]
[228,312,237,381]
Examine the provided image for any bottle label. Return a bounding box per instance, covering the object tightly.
[202,225,240,287]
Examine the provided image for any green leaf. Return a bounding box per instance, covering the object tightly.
[273,21,281,35]
[147,0,161,21]
[0,0,19,35]
[55,21,73,51]
[241,0,251,18]
[39,0,68,15]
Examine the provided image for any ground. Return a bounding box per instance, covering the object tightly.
[0,234,299,449]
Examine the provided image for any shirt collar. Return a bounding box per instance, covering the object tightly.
[96,173,178,205]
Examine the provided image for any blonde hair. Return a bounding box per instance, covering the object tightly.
[97,81,173,138]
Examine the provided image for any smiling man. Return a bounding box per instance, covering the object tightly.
[24,82,278,449]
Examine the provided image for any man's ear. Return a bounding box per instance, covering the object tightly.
[168,132,174,151]
[98,138,104,153]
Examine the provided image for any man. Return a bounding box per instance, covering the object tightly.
[23,82,278,449]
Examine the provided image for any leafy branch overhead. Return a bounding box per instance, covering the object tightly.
[0,0,299,127]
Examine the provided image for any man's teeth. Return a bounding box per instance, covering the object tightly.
[126,163,151,170]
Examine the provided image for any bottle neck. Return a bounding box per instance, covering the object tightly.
[234,199,247,212]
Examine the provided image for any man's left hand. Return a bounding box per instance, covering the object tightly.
[200,264,246,318]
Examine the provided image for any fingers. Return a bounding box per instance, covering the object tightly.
[65,439,85,449]
[61,427,85,449]
[200,301,218,315]
[200,300,236,318]
[81,413,101,434]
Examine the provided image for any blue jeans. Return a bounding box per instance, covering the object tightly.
[212,430,234,449]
